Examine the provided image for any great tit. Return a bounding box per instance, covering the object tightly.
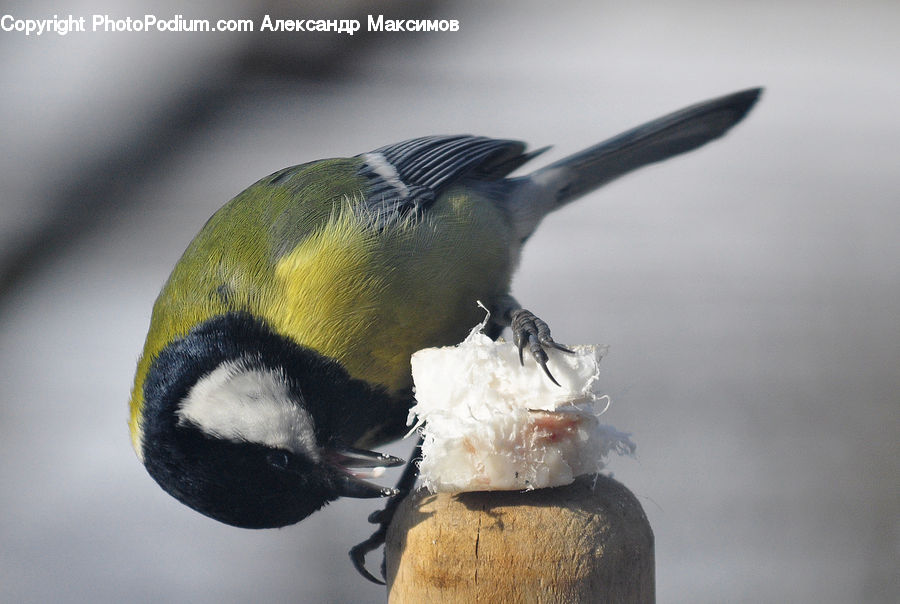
[129,89,760,533]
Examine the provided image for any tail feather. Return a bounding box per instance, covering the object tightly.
[509,88,762,239]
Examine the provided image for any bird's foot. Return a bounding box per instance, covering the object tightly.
[349,438,422,585]
[349,515,391,585]
[509,308,574,386]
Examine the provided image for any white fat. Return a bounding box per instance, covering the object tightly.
[176,360,318,460]
[362,152,410,197]
[409,320,635,493]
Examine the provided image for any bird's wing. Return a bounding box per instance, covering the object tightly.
[254,136,544,261]
[356,135,543,225]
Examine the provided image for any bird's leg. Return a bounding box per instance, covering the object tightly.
[349,436,423,585]
[491,295,574,385]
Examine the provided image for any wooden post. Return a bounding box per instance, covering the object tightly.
[385,474,654,603]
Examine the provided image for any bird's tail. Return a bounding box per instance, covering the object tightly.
[509,88,762,240]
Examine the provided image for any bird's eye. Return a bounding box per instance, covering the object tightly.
[266,450,291,470]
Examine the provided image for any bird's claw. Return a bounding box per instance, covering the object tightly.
[350,528,389,585]
[350,481,410,585]
[510,309,574,386]
[349,438,423,585]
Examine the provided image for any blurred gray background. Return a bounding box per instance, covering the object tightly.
[1,1,897,602]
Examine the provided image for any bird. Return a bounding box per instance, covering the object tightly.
[128,87,761,564]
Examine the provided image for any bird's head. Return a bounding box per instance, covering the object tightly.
[133,313,403,528]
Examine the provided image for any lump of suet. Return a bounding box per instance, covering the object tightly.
[408,317,635,493]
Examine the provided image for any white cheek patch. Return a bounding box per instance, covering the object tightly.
[176,360,319,460]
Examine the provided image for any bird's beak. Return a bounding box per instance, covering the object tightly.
[324,447,405,499]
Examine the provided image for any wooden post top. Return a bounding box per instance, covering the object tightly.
[385,474,655,603]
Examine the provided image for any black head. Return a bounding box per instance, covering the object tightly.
[138,313,407,528]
